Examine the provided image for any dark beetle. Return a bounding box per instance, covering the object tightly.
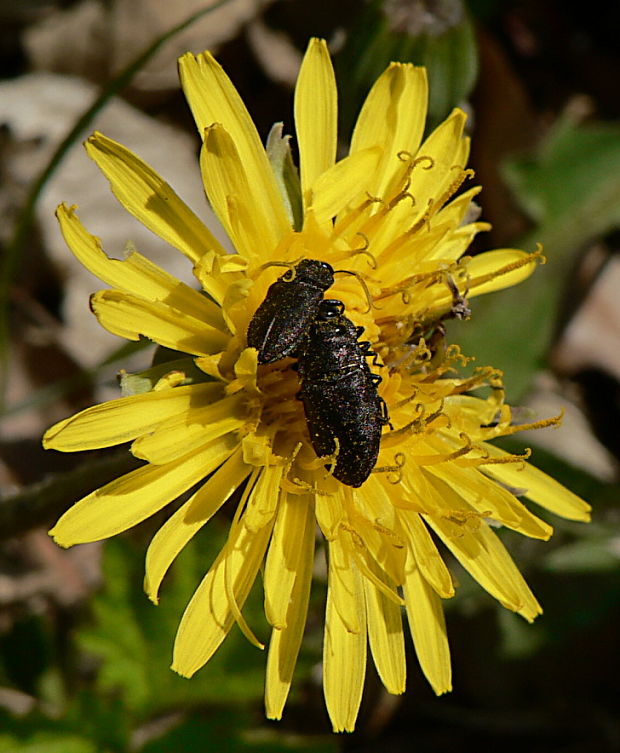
[247,259,335,364]
[297,299,389,487]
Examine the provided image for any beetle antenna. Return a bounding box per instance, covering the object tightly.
[256,257,305,279]
[333,269,373,313]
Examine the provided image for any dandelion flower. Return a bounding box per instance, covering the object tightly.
[44,38,591,732]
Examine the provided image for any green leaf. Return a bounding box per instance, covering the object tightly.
[504,117,620,236]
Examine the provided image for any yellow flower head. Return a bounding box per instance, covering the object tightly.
[44,39,590,732]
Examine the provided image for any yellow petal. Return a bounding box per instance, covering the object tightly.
[295,38,337,204]
[428,513,542,621]
[323,554,367,733]
[131,394,245,464]
[56,203,227,317]
[352,480,407,587]
[49,435,237,546]
[403,559,452,695]
[144,447,248,602]
[481,444,592,522]
[363,564,406,695]
[399,510,454,598]
[43,382,222,452]
[410,108,468,212]
[178,51,290,240]
[315,487,345,541]
[90,289,228,355]
[241,464,283,532]
[264,492,315,629]
[85,132,225,264]
[264,493,315,720]
[427,464,553,540]
[350,62,428,198]
[418,471,541,620]
[372,108,469,253]
[200,124,283,261]
[467,249,539,297]
[326,536,362,634]
[308,146,381,225]
[172,510,275,677]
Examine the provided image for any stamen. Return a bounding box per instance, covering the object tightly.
[470,244,546,289]
[281,477,316,494]
[331,194,381,240]
[433,167,475,214]
[393,388,420,409]
[322,437,341,480]
[414,432,473,465]
[397,152,435,171]
[388,178,416,210]
[373,452,406,484]
[501,411,564,437]
[440,508,489,531]
[381,404,427,443]
[475,447,532,469]
[450,367,504,395]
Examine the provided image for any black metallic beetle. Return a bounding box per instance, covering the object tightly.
[247,259,335,364]
[247,259,370,364]
[297,299,389,487]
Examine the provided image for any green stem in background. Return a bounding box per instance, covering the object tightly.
[0,0,232,408]
[0,449,142,541]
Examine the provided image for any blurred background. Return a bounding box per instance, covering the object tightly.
[1,0,619,750]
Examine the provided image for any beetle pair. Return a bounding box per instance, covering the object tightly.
[247,259,389,488]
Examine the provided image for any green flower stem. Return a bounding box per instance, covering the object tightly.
[0,450,142,541]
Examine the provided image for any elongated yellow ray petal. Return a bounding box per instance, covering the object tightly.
[295,38,337,204]
[200,123,281,262]
[85,132,226,265]
[50,434,237,546]
[467,249,539,297]
[399,510,455,598]
[325,535,363,634]
[323,552,367,733]
[57,203,228,316]
[131,393,245,464]
[403,559,452,695]
[413,469,541,620]
[428,512,542,621]
[264,492,315,629]
[427,464,553,540]
[90,289,228,355]
[350,62,428,199]
[178,51,290,241]
[144,447,248,602]
[481,444,592,522]
[308,147,381,225]
[363,564,406,694]
[264,492,315,720]
[43,382,222,451]
[172,509,275,677]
